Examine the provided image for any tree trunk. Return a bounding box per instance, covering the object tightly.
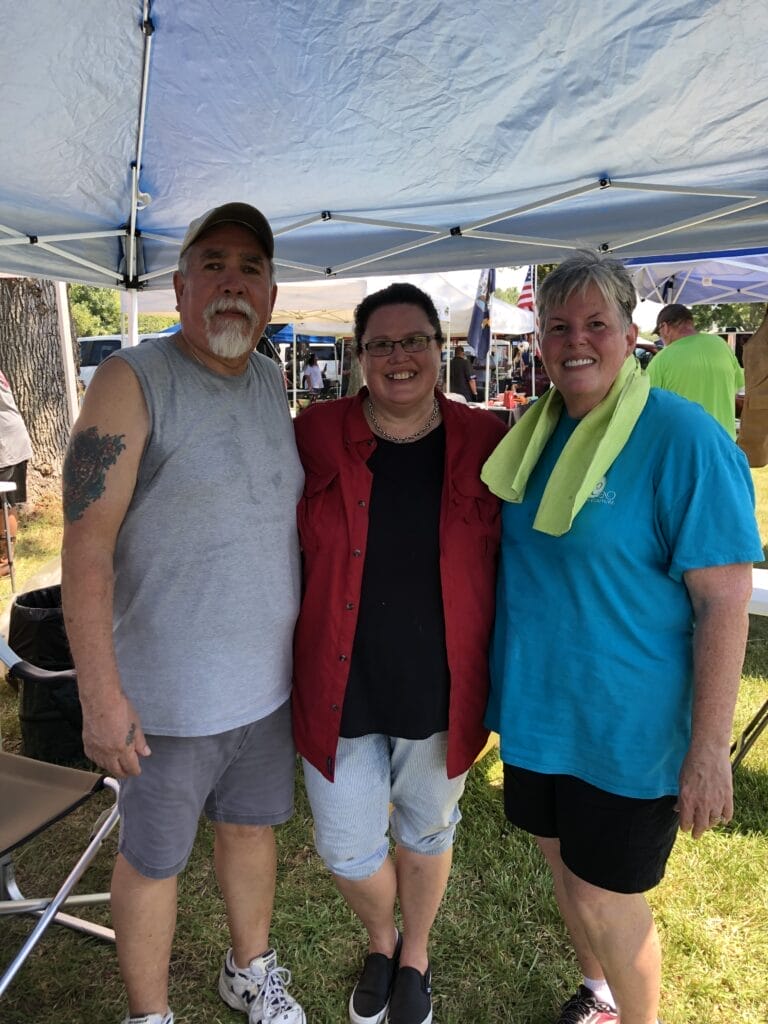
[0,277,76,504]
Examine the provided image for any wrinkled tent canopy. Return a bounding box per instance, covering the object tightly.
[628,250,768,305]
[1,1,768,291]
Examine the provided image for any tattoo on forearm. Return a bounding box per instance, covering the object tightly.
[63,426,127,522]
[125,722,136,747]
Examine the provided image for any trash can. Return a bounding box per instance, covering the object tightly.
[7,585,85,764]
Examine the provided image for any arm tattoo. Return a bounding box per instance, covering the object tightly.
[125,722,136,747]
[63,425,127,522]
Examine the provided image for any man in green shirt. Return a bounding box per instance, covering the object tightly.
[647,303,744,439]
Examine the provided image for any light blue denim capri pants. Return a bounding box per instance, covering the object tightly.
[302,732,468,881]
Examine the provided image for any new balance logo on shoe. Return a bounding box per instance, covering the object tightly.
[218,947,306,1024]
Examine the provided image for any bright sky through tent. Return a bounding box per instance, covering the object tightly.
[496,266,662,334]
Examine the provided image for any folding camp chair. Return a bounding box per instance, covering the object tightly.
[731,698,768,771]
[0,638,119,999]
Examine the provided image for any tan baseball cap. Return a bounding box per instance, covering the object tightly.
[179,202,274,259]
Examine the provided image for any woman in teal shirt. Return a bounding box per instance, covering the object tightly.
[482,251,762,1024]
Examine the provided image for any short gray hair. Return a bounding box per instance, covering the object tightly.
[538,250,636,333]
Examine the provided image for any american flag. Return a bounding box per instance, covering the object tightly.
[517,266,534,311]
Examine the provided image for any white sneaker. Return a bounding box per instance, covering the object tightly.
[122,1013,174,1024]
[218,947,307,1024]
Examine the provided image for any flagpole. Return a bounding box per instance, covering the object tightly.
[292,324,298,413]
[531,265,538,399]
[445,304,452,393]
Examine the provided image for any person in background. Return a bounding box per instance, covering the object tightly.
[509,345,523,379]
[737,304,768,466]
[302,352,326,398]
[647,303,744,439]
[482,251,762,1024]
[472,349,498,401]
[62,203,306,1024]
[447,344,477,401]
[0,370,33,576]
[292,282,505,1024]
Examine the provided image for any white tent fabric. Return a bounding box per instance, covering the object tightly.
[125,271,535,335]
[628,251,768,305]
[2,1,768,291]
[360,272,535,336]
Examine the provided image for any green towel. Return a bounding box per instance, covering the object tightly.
[480,356,650,536]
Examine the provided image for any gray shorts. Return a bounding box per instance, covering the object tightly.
[118,700,295,879]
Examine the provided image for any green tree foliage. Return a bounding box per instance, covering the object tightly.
[535,263,557,285]
[68,284,121,336]
[691,302,766,333]
[495,285,519,305]
[138,313,179,333]
[68,285,177,337]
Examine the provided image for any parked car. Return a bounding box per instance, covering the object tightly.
[78,335,122,388]
[78,332,281,390]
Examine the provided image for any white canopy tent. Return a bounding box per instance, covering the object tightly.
[2,1,768,299]
[124,271,534,336]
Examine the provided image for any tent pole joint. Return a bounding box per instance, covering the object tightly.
[450,226,462,236]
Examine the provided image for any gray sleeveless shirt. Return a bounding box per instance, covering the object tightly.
[110,339,303,736]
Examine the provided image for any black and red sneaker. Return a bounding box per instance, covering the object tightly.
[556,985,619,1024]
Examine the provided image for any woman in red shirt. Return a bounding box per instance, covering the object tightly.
[293,283,504,1024]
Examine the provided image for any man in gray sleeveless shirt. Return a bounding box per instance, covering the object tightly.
[61,204,306,1024]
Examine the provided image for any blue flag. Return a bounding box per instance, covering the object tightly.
[467,268,496,361]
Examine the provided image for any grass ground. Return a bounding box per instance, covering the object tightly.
[1,480,767,1024]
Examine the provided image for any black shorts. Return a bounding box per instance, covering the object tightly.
[0,461,27,505]
[503,763,679,894]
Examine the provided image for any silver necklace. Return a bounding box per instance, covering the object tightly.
[367,397,440,444]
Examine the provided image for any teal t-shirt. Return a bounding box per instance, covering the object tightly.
[486,389,763,798]
[646,332,744,438]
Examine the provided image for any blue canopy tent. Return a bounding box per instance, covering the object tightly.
[1,0,768,298]
[628,249,768,306]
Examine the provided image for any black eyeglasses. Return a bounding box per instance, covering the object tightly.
[361,333,435,357]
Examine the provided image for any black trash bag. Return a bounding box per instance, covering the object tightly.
[8,585,85,764]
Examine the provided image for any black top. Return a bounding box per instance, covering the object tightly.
[449,355,475,400]
[340,424,450,738]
